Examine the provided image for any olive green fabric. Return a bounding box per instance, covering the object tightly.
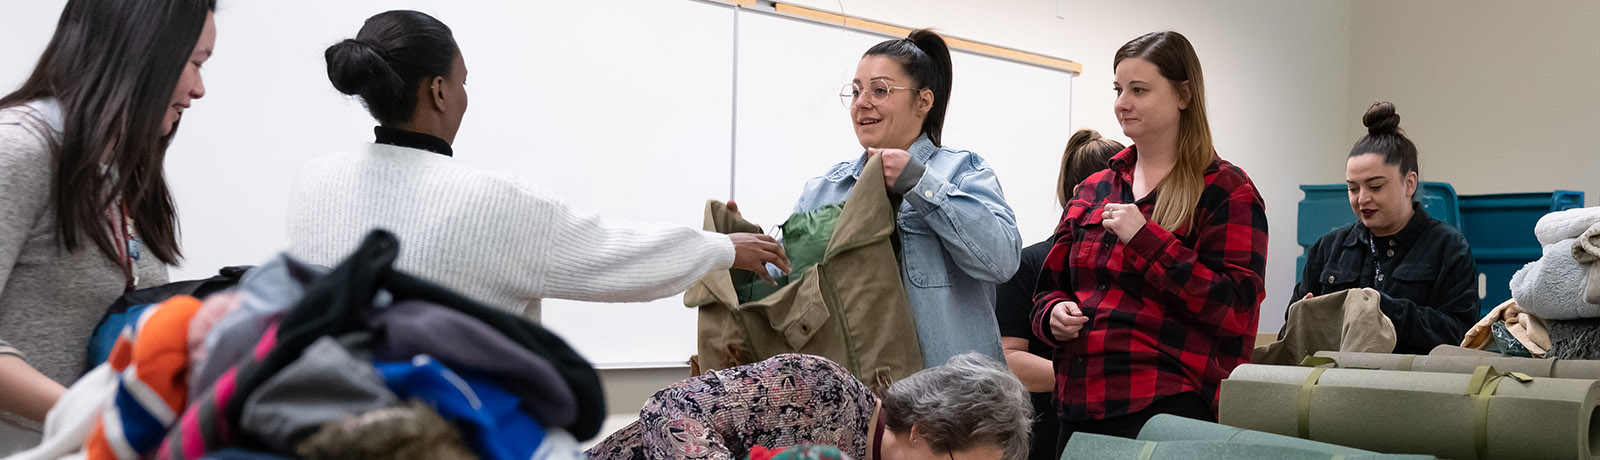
[737,204,842,302]
[1219,364,1600,460]
[775,204,841,282]
[1253,288,1395,365]
[1312,350,1600,379]
[686,155,923,388]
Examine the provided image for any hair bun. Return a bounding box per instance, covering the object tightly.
[1363,101,1401,135]
[324,38,401,99]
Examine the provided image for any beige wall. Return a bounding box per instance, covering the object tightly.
[1347,0,1599,202]
[783,0,1354,330]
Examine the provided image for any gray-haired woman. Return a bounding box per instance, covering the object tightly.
[587,353,1033,460]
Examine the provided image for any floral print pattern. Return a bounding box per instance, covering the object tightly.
[586,354,877,460]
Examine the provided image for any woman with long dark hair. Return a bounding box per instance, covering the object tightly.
[1031,31,1269,451]
[0,0,217,448]
[790,29,1023,368]
[288,10,789,320]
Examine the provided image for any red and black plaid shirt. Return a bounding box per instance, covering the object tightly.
[1031,147,1267,422]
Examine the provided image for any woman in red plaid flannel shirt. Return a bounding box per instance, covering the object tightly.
[1031,31,1269,454]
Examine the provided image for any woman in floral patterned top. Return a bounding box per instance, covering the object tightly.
[587,353,1032,460]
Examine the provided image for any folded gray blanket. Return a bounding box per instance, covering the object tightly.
[1512,238,1599,320]
[1536,206,1600,246]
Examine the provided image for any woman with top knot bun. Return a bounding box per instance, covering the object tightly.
[1290,101,1479,354]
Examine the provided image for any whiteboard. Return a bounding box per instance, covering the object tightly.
[0,1,1072,366]
[942,50,1076,247]
[457,1,736,367]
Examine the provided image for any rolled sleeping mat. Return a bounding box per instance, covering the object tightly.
[1313,350,1600,379]
[1061,432,1435,460]
[1219,363,1600,460]
[1137,414,1406,456]
[1431,344,1505,357]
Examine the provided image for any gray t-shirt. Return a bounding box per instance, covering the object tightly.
[0,100,169,452]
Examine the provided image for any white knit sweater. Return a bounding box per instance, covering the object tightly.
[286,143,735,320]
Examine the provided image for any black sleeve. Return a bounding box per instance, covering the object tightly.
[996,241,1051,339]
[1289,236,1331,319]
[1380,233,1480,354]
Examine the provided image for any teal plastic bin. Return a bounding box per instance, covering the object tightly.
[1457,191,1585,316]
[1294,182,1460,283]
[1294,184,1585,318]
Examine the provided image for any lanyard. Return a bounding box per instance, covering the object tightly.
[105,197,138,292]
[1366,231,1385,284]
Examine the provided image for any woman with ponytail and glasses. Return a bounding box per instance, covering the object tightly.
[793,29,1022,368]
[1030,31,1268,449]
[0,0,216,449]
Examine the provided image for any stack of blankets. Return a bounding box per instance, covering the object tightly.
[1514,207,1600,358]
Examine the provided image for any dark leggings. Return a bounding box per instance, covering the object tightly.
[1052,392,1215,457]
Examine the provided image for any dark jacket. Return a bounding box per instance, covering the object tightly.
[1291,203,1478,354]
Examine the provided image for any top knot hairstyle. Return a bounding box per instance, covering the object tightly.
[325,10,457,126]
[1349,101,1419,177]
[864,29,953,146]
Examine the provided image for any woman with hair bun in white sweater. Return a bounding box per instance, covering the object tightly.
[288,10,789,320]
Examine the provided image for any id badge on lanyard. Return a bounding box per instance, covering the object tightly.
[1366,233,1384,284]
[107,200,139,291]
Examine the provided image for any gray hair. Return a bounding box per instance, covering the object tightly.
[882,352,1033,460]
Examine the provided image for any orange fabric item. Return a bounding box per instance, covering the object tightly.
[85,295,203,460]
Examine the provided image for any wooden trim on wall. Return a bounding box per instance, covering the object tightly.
[698,0,1082,74]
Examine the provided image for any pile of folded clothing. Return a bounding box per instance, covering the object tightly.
[1519,207,1600,359]
[6,230,600,460]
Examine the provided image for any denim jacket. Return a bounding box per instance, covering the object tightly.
[792,135,1021,367]
[1291,203,1479,354]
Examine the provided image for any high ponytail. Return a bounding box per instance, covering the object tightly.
[865,28,953,146]
[1057,129,1123,207]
